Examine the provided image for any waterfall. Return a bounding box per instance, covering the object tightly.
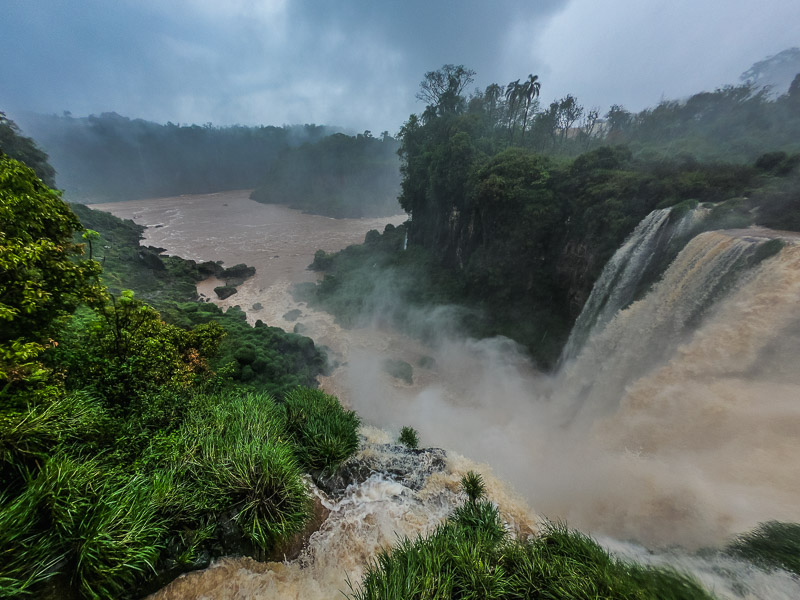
[558,229,779,421]
[560,206,709,364]
[560,209,672,363]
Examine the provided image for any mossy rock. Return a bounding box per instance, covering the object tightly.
[214,285,238,299]
[382,358,413,385]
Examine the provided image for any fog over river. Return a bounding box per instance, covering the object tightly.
[92,191,800,600]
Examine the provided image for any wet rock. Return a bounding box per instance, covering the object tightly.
[214,285,238,299]
[283,308,302,321]
[138,249,166,271]
[316,441,447,496]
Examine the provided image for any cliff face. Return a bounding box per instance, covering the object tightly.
[554,238,599,319]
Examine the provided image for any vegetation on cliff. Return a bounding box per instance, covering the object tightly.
[11,111,337,202]
[302,65,800,368]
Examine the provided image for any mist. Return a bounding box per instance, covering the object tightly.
[330,226,800,550]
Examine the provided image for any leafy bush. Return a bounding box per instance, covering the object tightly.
[53,293,224,410]
[398,426,419,449]
[0,156,102,387]
[282,387,360,474]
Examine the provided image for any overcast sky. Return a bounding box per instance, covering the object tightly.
[2,0,798,133]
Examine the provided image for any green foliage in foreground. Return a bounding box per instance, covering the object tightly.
[350,501,713,600]
[282,387,361,474]
[727,521,800,576]
[0,171,354,599]
[176,392,312,552]
[0,156,102,386]
[0,389,360,598]
[459,471,486,504]
[398,426,419,449]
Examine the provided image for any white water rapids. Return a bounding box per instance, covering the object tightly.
[91,192,800,599]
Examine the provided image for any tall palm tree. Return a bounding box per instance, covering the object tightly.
[520,74,541,142]
[505,79,521,141]
[484,83,502,126]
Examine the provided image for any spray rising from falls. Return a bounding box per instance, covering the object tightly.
[334,218,800,555]
[543,226,800,549]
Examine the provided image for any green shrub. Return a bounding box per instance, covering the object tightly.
[180,392,311,551]
[234,345,257,364]
[727,521,800,576]
[282,387,360,474]
[398,426,419,449]
[350,505,713,600]
[0,392,110,486]
[459,471,486,504]
[0,455,165,599]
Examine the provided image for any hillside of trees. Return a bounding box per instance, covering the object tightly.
[250,131,402,218]
[301,64,800,367]
[12,111,338,202]
[0,144,362,597]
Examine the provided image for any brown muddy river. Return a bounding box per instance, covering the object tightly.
[90,190,444,404]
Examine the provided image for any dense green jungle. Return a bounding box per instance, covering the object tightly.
[302,66,800,367]
[3,59,800,598]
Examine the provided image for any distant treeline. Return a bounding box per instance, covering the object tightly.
[13,111,339,202]
[250,131,402,217]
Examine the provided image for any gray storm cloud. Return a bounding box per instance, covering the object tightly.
[2,0,798,131]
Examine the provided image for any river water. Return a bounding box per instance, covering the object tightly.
[91,193,800,600]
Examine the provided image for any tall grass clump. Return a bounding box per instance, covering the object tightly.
[0,455,164,599]
[350,499,714,600]
[727,521,800,576]
[179,392,311,552]
[0,392,110,486]
[281,387,360,474]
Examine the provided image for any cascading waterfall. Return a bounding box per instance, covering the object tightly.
[560,206,707,364]
[560,208,673,363]
[149,427,537,600]
[558,229,777,422]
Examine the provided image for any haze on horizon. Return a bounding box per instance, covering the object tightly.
[2,0,799,133]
